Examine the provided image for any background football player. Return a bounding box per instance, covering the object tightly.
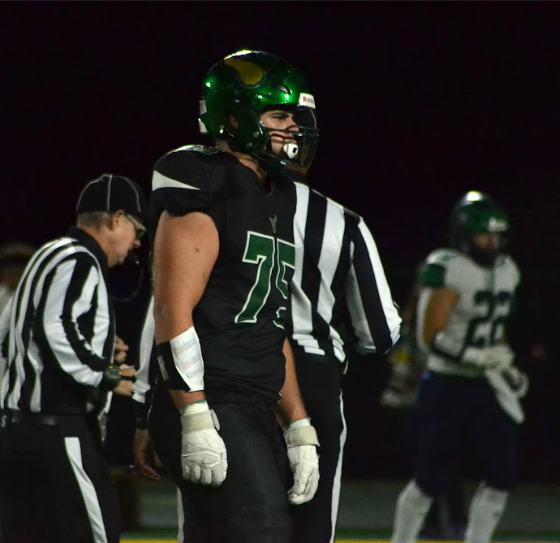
[391,191,528,543]
[381,261,467,539]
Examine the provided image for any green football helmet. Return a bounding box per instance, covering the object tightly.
[449,191,510,265]
[198,49,319,172]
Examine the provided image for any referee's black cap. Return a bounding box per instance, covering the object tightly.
[76,174,148,222]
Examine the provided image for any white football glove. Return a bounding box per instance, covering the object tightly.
[463,345,515,371]
[283,418,320,505]
[180,402,227,487]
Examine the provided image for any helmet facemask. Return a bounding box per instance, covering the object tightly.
[257,105,319,172]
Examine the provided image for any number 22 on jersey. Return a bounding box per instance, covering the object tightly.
[465,290,513,348]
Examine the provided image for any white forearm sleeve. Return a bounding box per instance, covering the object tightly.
[169,327,205,391]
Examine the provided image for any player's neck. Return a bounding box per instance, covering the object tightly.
[217,142,268,183]
[236,154,268,181]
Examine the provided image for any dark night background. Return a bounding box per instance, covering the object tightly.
[2,2,559,484]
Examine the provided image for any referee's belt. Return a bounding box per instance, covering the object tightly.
[10,411,67,426]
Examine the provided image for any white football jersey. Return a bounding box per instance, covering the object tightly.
[416,248,520,377]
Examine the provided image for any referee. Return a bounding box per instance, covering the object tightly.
[287,173,402,543]
[0,173,147,543]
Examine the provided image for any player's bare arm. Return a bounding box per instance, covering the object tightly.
[422,288,460,346]
[153,210,219,409]
[276,338,308,426]
[277,337,320,505]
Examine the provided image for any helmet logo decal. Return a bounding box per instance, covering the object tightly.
[298,93,316,109]
[225,58,265,87]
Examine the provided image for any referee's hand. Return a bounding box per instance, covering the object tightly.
[114,335,129,364]
[113,380,134,397]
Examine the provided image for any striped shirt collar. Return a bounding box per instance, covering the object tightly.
[67,226,109,276]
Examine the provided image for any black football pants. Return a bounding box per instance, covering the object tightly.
[290,349,346,543]
[0,414,120,543]
[415,372,518,496]
[149,386,291,543]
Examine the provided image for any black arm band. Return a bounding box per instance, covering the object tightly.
[156,341,192,391]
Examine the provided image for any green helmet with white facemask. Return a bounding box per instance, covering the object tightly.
[198,50,319,172]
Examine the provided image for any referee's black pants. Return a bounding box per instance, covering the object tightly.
[149,386,292,543]
[290,348,346,543]
[0,412,121,543]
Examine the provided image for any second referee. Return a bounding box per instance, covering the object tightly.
[0,173,147,543]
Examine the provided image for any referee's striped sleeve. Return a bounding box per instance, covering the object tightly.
[346,217,401,355]
[41,254,107,386]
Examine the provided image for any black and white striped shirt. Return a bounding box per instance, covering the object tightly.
[290,182,401,363]
[0,228,115,414]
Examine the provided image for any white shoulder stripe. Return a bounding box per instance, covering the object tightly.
[152,170,200,191]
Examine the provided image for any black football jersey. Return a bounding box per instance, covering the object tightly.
[150,145,297,405]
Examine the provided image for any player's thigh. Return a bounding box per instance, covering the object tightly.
[469,387,519,490]
[216,404,291,542]
[415,374,467,494]
[217,404,288,509]
[416,373,468,453]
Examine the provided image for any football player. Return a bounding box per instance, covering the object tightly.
[381,261,467,539]
[391,191,528,543]
[146,50,320,543]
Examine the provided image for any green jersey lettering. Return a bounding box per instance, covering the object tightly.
[235,232,295,327]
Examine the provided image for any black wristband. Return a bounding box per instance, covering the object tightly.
[156,341,192,391]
